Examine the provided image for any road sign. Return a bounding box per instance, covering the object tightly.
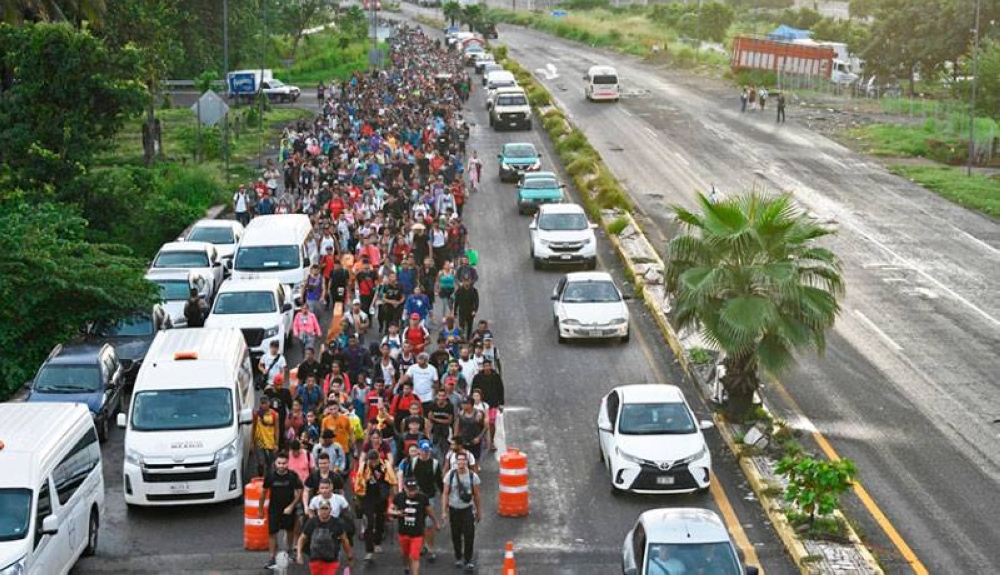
[191,90,229,127]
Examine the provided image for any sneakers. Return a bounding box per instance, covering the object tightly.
[364,552,373,562]
[455,559,465,568]
[465,561,476,571]
[264,558,276,569]
[375,544,384,553]
[429,550,438,562]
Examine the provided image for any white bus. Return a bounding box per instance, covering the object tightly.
[584,65,620,102]
[0,403,104,575]
[118,328,254,507]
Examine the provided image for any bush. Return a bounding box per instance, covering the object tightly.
[735,70,777,88]
[607,216,629,235]
[776,456,857,523]
[555,130,589,154]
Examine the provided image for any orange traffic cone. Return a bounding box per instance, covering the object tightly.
[503,541,517,575]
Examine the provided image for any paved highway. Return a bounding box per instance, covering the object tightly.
[74,30,797,575]
[429,15,1000,574]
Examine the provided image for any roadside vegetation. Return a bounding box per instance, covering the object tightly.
[0,1,369,400]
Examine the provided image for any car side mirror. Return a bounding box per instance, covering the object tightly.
[699,420,715,430]
[116,412,127,428]
[528,221,537,230]
[213,259,222,267]
[497,154,502,159]
[624,568,638,575]
[598,424,612,433]
[225,259,234,271]
[537,153,543,158]
[582,75,588,81]
[239,408,254,425]
[41,515,60,536]
[745,567,760,575]
[282,303,293,313]
[622,291,634,300]
[550,293,558,300]
[589,223,598,229]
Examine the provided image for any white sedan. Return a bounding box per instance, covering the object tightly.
[551,272,630,343]
[181,219,244,266]
[598,384,714,494]
[149,241,224,301]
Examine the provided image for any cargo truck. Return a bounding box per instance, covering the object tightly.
[731,36,858,84]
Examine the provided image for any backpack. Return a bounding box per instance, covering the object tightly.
[308,520,342,562]
[184,298,204,327]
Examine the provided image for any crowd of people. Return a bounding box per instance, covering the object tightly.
[241,24,505,575]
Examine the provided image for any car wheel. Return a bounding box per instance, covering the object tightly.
[557,333,566,344]
[622,327,630,343]
[118,391,127,415]
[83,509,99,556]
[586,258,597,271]
[533,257,541,270]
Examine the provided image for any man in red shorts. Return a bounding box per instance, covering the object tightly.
[389,478,439,575]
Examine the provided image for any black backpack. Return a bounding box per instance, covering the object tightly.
[308,520,342,562]
[183,298,204,327]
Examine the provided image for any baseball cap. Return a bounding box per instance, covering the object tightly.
[318,499,332,510]
[404,478,419,488]
[410,312,420,320]
[418,439,432,451]
[353,298,361,305]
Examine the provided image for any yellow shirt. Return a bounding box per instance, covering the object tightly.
[322,413,353,452]
[253,409,278,450]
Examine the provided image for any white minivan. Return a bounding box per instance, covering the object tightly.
[229,214,312,300]
[0,403,104,575]
[117,328,255,507]
[584,65,620,101]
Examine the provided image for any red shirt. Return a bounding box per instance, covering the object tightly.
[404,325,429,354]
[320,254,337,279]
[327,197,346,219]
[390,392,421,418]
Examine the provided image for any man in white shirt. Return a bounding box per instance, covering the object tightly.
[258,340,286,386]
[457,346,478,390]
[233,185,251,226]
[307,477,350,518]
[400,352,438,409]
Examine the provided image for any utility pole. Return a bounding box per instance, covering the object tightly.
[259,0,267,169]
[968,0,981,177]
[223,0,230,184]
[372,0,378,70]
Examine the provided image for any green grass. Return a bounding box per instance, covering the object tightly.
[889,165,1000,219]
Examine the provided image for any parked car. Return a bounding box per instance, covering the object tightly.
[551,271,630,343]
[145,268,210,328]
[181,219,245,267]
[516,171,564,214]
[529,203,597,269]
[622,508,759,575]
[149,241,224,301]
[85,306,172,383]
[473,52,496,74]
[262,78,301,103]
[598,384,713,494]
[204,279,295,361]
[490,87,532,132]
[481,63,504,85]
[498,142,541,182]
[26,342,125,442]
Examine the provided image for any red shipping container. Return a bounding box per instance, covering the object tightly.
[731,36,835,79]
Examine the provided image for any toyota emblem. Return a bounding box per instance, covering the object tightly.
[658,461,673,471]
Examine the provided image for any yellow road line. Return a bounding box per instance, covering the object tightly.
[770,379,928,575]
[629,305,762,571]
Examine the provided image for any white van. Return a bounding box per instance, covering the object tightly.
[584,65,620,101]
[0,403,104,575]
[230,214,312,301]
[117,328,255,507]
[205,278,295,359]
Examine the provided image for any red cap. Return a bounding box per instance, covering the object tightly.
[410,313,420,320]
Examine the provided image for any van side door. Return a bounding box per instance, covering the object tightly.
[27,478,68,575]
[51,427,101,568]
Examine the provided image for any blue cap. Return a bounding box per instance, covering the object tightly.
[418,439,432,451]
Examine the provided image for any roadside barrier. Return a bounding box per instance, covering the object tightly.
[502,541,518,574]
[244,477,268,550]
[498,448,529,517]
[326,301,344,343]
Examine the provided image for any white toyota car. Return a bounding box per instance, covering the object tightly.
[598,384,713,494]
[552,272,630,343]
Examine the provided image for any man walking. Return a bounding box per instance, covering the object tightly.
[234,184,252,227]
[259,451,303,569]
[441,452,481,571]
[776,92,787,123]
[452,278,479,340]
[390,478,439,575]
[471,358,504,451]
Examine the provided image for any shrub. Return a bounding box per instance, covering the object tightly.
[735,70,777,88]
[688,346,713,364]
[555,130,589,154]
[607,216,629,235]
[776,456,857,523]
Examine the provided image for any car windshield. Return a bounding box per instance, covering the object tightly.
[93,314,155,337]
[34,365,102,393]
[234,245,301,271]
[484,64,503,73]
[561,280,620,303]
[131,388,234,431]
[213,291,277,314]
[644,542,741,575]
[538,213,588,231]
[465,45,484,53]
[504,145,536,158]
[619,402,695,435]
[187,226,235,245]
[497,95,528,107]
[270,79,285,87]
[0,489,31,542]
[153,280,191,301]
[153,251,209,268]
[523,178,558,190]
[593,74,618,85]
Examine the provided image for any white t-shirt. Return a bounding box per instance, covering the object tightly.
[260,353,286,384]
[234,191,249,213]
[406,363,439,403]
[458,358,478,388]
[308,493,350,517]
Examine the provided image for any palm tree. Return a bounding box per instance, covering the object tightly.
[663,191,844,419]
[1,0,106,27]
[460,3,481,32]
[442,0,460,27]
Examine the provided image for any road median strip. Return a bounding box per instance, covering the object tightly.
[495,45,885,575]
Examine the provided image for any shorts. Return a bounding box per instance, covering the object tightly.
[268,511,296,535]
[425,497,437,528]
[309,559,339,575]
[488,407,498,424]
[398,534,424,560]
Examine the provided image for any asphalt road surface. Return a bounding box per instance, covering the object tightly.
[400,12,1000,574]
[73,31,798,575]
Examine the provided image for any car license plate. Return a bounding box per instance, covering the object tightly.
[169,483,190,493]
[656,476,675,485]
[561,255,573,260]
[589,329,602,337]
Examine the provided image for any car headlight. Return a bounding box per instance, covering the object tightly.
[0,556,26,575]
[581,237,592,245]
[500,162,510,169]
[616,447,645,465]
[561,318,581,326]
[688,444,709,463]
[125,448,144,466]
[215,438,240,463]
[263,325,280,338]
[531,161,541,169]
[609,318,629,326]
[538,238,551,246]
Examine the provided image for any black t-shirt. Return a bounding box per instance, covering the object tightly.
[306,469,344,493]
[302,516,344,562]
[298,359,322,384]
[264,470,303,514]
[427,400,455,427]
[382,284,404,307]
[393,491,431,536]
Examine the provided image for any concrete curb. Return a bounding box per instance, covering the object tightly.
[600,211,884,575]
